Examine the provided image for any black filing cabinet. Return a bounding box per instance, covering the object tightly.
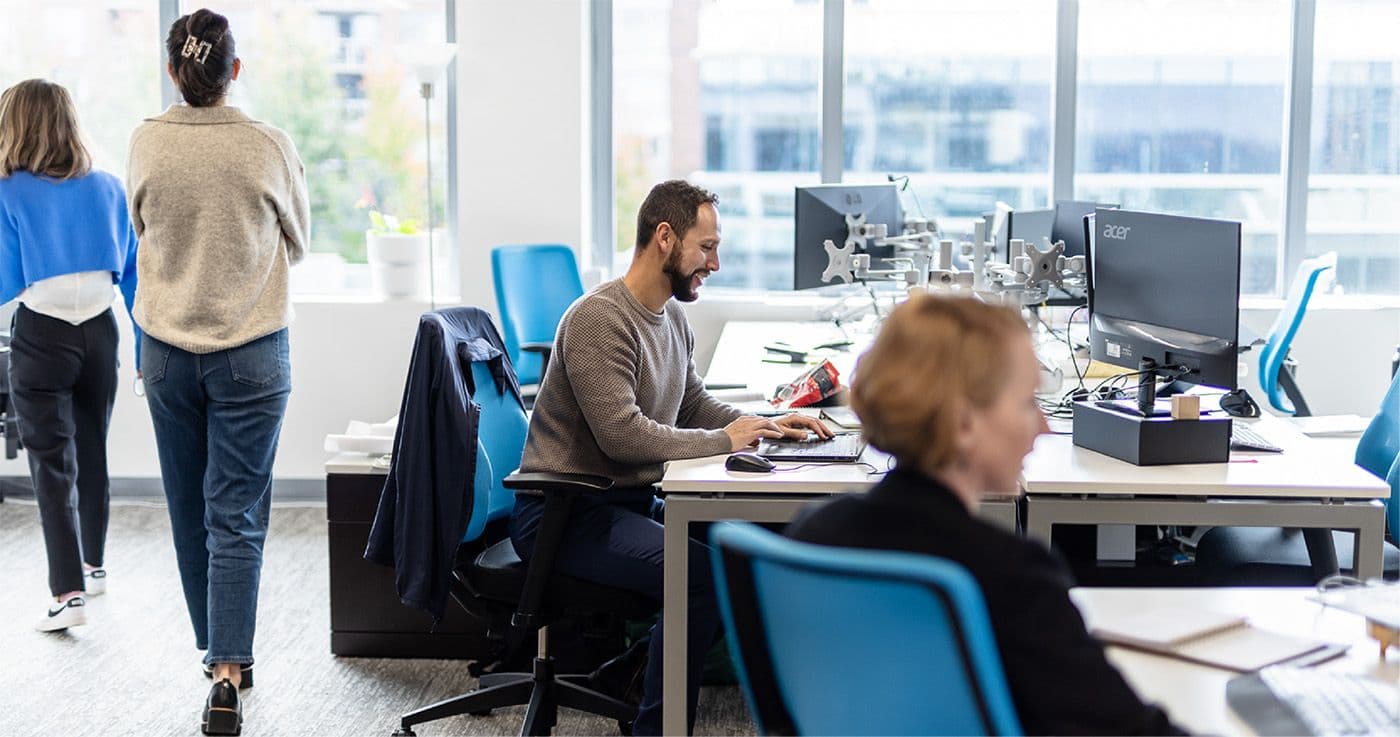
[326,467,494,658]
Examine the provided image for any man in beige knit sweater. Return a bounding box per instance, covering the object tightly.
[509,180,829,736]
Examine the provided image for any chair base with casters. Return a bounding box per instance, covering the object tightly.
[392,473,657,737]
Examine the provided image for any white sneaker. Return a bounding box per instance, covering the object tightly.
[35,596,87,632]
[84,568,106,596]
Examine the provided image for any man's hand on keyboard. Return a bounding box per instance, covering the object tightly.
[773,413,834,441]
[726,416,786,451]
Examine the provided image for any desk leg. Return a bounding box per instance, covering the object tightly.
[661,498,695,737]
[1025,497,1054,545]
[1354,508,1386,580]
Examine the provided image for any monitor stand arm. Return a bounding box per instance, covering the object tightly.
[1137,357,1159,417]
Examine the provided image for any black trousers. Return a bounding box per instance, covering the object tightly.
[9,304,119,596]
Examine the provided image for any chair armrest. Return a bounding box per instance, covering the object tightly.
[519,343,554,381]
[504,471,612,495]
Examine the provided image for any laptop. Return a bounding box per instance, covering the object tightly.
[756,433,867,462]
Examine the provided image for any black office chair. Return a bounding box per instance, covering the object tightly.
[0,331,20,466]
[391,358,656,737]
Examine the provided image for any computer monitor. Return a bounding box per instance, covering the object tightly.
[1039,200,1118,306]
[1087,208,1241,394]
[794,184,902,290]
[1052,200,1117,260]
[997,208,1054,263]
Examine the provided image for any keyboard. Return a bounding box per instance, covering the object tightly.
[1228,667,1399,736]
[1232,423,1284,453]
[756,433,866,462]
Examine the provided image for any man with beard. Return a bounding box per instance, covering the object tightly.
[507,179,830,735]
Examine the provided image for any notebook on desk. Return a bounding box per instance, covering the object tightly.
[1089,606,1345,672]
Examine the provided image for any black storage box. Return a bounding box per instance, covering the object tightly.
[1072,401,1231,465]
[327,471,494,658]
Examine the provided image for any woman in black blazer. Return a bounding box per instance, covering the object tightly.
[786,294,1186,736]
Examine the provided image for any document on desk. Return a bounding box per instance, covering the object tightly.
[1088,606,1343,672]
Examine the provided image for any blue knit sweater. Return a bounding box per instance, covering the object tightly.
[0,169,141,366]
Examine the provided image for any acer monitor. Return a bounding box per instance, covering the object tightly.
[1087,208,1241,394]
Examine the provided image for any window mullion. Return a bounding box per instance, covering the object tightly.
[1280,0,1317,295]
[820,0,843,184]
[1051,0,1079,205]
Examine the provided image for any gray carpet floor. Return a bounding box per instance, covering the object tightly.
[0,498,755,736]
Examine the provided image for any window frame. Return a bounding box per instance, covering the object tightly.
[593,0,1375,299]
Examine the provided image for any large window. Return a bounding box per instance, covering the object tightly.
[1306,0,1400,295]
[844,0,1056,238]
[613,0,822,290]
[0,1,161,176]
[600,0,1399,298]
[211,1,454,296]
[0,2,454,299]
[1076,0,1290,296]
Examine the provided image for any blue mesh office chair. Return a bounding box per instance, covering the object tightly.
[710,521,1023,736]
[491,244,585,387]
[1197,368,1400,583]
[392,313,654,737]
[1356,368,1400,543]
[1258,252,1336,416]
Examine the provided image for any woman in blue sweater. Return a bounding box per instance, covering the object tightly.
[0,79,140,632]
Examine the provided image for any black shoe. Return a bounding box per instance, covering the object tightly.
[202,663,253,689]
[587,637,649,707]
[201,679,242,736]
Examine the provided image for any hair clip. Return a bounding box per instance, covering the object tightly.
[181,35,213,64]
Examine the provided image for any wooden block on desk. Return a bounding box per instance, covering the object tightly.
[1170,395,1201,420]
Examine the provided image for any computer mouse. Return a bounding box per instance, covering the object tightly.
[725,452,775,473]
[1220,388,1261,418]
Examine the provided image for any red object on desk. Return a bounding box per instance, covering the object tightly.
[772,359,841,409]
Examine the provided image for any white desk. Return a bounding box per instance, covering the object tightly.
[671,318,1391,735]
[658,448,1019,736]
[1072,587,1400,736]
[704,321,869,399]
[1023,415,1390,579]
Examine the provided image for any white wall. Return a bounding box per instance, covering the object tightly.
[0,299,427,485]
[454,0,591,313]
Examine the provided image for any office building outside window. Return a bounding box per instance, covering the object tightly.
[613,0,822,291]
[1306,0,1400,296]
[843,0,1055,241]
[1075,0,1290,296]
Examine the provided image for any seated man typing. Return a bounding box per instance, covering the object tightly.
[508,179,828,736]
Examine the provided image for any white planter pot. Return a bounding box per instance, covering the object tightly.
[366,231,429,299]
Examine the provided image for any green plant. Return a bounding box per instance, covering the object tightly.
[367,210,420,235]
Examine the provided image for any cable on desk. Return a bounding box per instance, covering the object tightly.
[772,460,882,475]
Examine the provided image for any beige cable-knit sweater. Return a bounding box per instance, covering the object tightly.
[127,105,309,353]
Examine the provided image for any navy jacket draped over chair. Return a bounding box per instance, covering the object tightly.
[365,307,523,622]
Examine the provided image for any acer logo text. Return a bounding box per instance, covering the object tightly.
[1102,224,1131,240]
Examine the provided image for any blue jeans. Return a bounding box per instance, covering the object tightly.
[142,330,290,666]
[509,494,722,737]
